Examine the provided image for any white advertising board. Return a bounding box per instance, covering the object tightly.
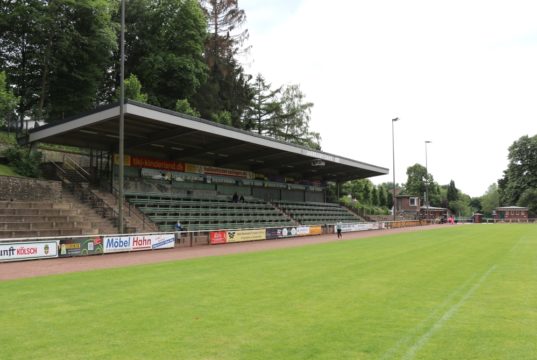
[103,234,175,253]
[0,240,59,262]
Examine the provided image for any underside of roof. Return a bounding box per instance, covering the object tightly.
[27,101,389,183]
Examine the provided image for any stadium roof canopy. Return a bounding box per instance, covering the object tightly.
[27,101,388,183]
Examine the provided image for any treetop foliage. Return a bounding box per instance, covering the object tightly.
[0,0,321,150]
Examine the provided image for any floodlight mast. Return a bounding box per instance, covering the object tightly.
[118,0,125,234]
[425,140,432,222]
[391,117,399,221]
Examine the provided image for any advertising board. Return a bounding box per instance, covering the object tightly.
[0,240,59,262]
[226,229,266,243]
[309,226,323,235]
[296,226,311,236]
[103,234,175,253]
[210,231,228,244]
[59,237,103,257]
[266,227,299,240]
[340,223,378,233]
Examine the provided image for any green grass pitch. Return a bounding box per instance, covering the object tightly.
[1,224,537,359]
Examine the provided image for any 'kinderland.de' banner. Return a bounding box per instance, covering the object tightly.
[103,234,175,253]
[0,240,59,262]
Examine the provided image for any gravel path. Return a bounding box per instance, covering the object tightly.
[0,225,442,281]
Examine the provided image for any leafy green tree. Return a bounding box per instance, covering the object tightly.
[480,183,500,216]
[498,134,537,205]
[1,0,116,123]
[212,110,232,126]
[404,163,429,197]
[175,99,200,117]
[469,197,482,213]
[0,71,18,127]
[0,0,47,128]
[404,163,441,206]
[123,0,207,110]
[45,0,117,121]
[517,188,537,216]
[115,74,148,103]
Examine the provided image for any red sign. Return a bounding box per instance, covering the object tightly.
[210,231,228,245]
[131,156,185,172]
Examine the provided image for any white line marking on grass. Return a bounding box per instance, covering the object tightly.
[401,265,497,360]
[380,275,478,360]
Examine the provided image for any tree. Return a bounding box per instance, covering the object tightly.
[45,0,117,121]
[378,186,387,207]
[404,163,429,196]
[480,183,500,216]
[175,99,200,117]
[191,0,252,126]
[243,74,280,134]
[115,74,148,103]
[123,0,207,110]
[371,186,379,206]
[387,191,394,210]
[0,0,117,123]
[271,84,320,150]
[404,163,440,207]
[0,71,18,127]
[447,180,459,202]
[517,188,537,217]
[498,134,537,205]
[0,0,48,128]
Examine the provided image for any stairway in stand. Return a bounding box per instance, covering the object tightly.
[0,190,117,239]
[90,189,159,233]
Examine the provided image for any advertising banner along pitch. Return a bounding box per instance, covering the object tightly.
[226,229,266,243]
[59,237,103,257]
[0,240,59,262]
[210,231,228,244]
[103,234,175,253]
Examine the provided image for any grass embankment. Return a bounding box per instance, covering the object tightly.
[0,163,18,176]
[1,224,536,359]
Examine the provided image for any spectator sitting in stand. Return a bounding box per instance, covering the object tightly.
[239,194,245,203]
[232,192,239,203]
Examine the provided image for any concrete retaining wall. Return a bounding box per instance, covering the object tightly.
[0,176,62,201]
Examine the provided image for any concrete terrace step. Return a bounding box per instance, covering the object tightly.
[0,221,104,231]
[0,201,74,210]
[0,208,83,216]
[0,228,92,238]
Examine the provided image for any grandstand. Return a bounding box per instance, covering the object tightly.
[5,100,389,237]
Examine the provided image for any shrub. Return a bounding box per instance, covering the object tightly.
[3,146,42,178]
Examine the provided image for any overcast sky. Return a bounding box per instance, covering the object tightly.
[240,0,537,197]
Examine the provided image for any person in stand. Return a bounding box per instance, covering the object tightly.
[239,194,245,203]
[336,221,343,239]
[232,192,239,203]
[174,220,184,241]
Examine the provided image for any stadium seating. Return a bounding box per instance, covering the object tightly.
[273,200,365,225]
[125,192,296,231]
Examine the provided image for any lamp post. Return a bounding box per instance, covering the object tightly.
[118,0,125,233]
[425,140,432,222]
[392,117,399,221]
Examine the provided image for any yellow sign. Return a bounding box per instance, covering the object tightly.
[226,229,266,243]
[309,226,322,235]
